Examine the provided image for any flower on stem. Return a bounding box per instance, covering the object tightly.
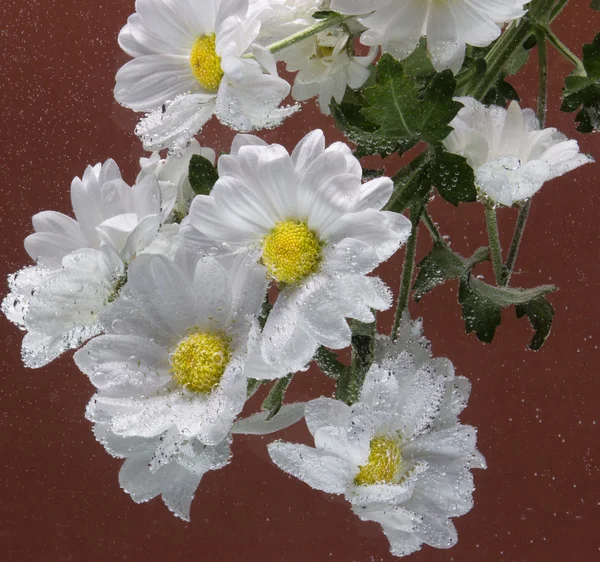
[279,26,377,115]
[268,316,485,557]
[181,129,412,371]
[444,97,593,207]
[93,403,305,520]
[75,248,291,448]
[116,0,298,153]
[2,161,169,368]
[329,0,528,73]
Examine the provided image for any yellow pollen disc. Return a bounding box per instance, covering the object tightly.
[354,436,402,486]
[262,220,322,286]
[190,34,223,93]
[170,331,231,394]
[316,44,335,58]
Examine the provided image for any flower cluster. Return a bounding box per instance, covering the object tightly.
[4,0,596,558]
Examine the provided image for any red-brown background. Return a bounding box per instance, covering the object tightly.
[1,1,598,560]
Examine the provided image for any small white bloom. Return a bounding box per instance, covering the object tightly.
[75,249,290,447]
[116,0,297,152]
[329,0,528,73]
[181,130,412,370]
[260,0,324,40]
[2,161,165,368]
[280,27,377,114]
[138,139,216,221]
[444,97,593,207]
[268,317,486,557]
[94,403,305,520]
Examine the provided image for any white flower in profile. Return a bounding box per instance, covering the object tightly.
[280,27,377,114]
[75,249,290,447]
[93,403,305,520]
[329,0,528,73]
[116,0,297,153]
[444,97,593,207]
[181,130,412,370]
[138,139,216,222]
[2,160,165,368]
[268,317,486,557]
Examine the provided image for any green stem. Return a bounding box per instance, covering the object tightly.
[503,199,532,285]
[484,205,505,285]
[543,25,586,76]
[422,210,442,244]
[391,215,419,339]
[265,14,350,54]
[383,151,430,212]
[550,0,569,22]
[536,27,549,127]
[335,320,374,405]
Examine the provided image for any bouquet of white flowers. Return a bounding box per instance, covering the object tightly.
[3,0,597,557]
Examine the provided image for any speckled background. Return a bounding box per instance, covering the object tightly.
[1,1,599,560]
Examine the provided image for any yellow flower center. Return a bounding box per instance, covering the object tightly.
[170,331,231,393]
[354,436,402,486]
[261,220,322,286]
[190,34,223,93]
[316,44,335,58]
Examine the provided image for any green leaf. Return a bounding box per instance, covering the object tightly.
[311,10,338,19]
[413,243,488,301]
[561,32,600,133]
[330,98,414,158]
[591,0,600,10]
[459,275,556,345]
[431,148,477,206]
[402,38,436,80]
[314,347,346,380]
[262,375,293,420]
[188,154,219,195]
[483,75,520,106]
[384,157,432,214]
[515,296,555,351]
[361,55,462,145]
[459,277,503,343]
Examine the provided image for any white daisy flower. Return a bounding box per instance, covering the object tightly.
[138,139,216,222]
[94,403,305,520]
[329,0,528,73]
[444,97,593,207]
[181,130,412,370]
[2,160,165,368]
[268,316,486,557]
[116,0,297,153]
[280,27,377,114]
[75,248,290,447]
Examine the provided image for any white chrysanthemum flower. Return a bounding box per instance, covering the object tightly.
[260,0,324,40]
[75,249,290,447]
[280,27,377,114]
[444,97,593,207]
[94,403,305,520]
[329,0,528,73]
[138,139,216,222]
[181,130,411,370]
[2,160,165,368]
[268,317,486,557]
[116,0,297,152]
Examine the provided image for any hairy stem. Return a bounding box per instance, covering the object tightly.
[504,200,532,285]
[266,14,350,54]
[543,25,587,76]
[484,205,505,285]
[392,215,420,339]
[336,320,375,405]
[422,210,442,244]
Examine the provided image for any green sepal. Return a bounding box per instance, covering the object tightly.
[188,154,219,195]
[314,347,347,380]
[262,375,293,421]
[561,32,600,133]
[431,147,477,206]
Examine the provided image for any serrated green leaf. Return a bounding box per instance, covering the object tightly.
[515,296,555,351]
[431,149,477,206]
[413,243,488,301]
[561,32,600,132]
[360,54,462,144]
[330,98,413,158]
[459,277,502,343]
[483,75,520,106]
[188,154,219,195]
[402,38,436,80]
[459,275,556,346]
